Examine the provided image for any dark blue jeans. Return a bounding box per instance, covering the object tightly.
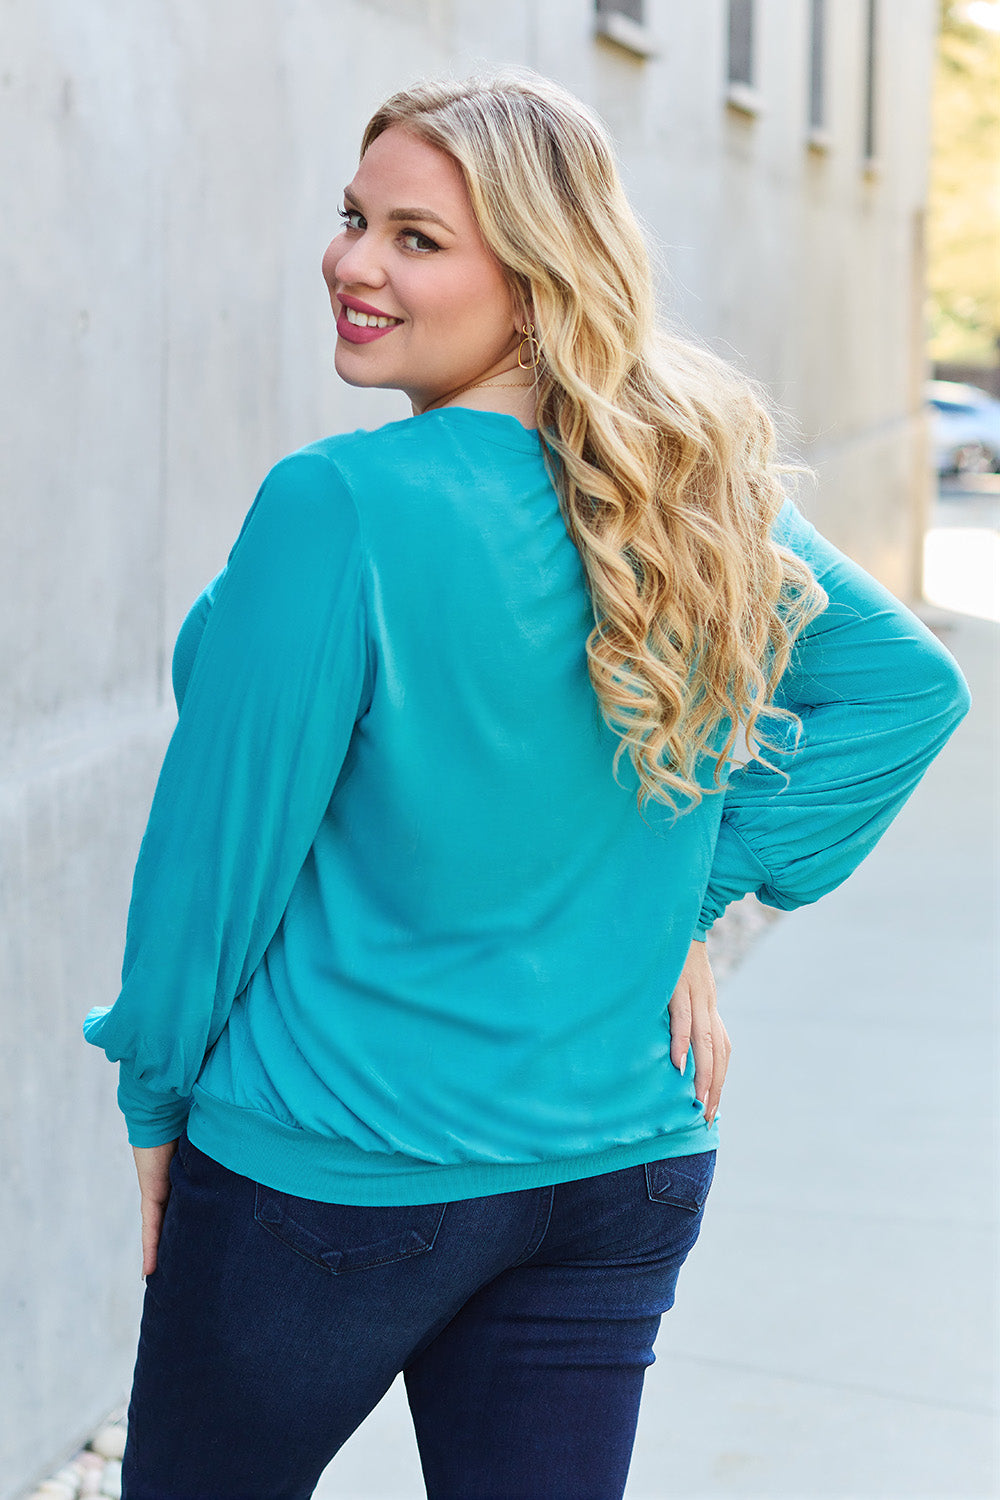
[122,1129,715,1500]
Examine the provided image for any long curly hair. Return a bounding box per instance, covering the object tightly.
[360,68,827,811]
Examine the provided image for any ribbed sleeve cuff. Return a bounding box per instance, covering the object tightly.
[116,1067,190,1148]
[697,820,773,933]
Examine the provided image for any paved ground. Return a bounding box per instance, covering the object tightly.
[315,486,999,1500]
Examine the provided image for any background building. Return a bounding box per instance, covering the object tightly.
[0,2,937,1492]
[927,0,1000,395]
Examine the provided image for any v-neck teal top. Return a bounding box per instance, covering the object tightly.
[84,408,969,1204]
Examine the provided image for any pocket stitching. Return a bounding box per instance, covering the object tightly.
[253,1186,447,1275]
[645,1152,715,1211]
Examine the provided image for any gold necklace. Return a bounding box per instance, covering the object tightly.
[422,372,536,415]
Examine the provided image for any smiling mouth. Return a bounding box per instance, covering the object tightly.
[336,300,404,345]
[343,306,402,329]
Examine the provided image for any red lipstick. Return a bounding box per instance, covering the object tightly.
[336,293,404,345]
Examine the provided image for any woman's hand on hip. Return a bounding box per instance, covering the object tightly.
[132,1140,178,1278]
[669,939,731,1127]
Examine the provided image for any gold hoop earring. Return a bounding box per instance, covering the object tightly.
[517,322,541,370]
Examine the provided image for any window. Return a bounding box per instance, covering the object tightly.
[725,0,760,115]
[806,0,832,150]
[808,0,826,130]
[594,0,657,59]
[596,0,644,20]
[863,0,878,162]
[727,0,754,86]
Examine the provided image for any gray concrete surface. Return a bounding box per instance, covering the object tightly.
[312,510,998,1497]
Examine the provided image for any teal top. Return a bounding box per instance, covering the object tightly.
[83,408,970,1205]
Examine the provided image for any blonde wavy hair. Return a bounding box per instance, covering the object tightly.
[361,68,827,811]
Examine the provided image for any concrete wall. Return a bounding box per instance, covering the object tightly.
[0,1,935,1492]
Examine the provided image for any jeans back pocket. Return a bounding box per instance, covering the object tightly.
[645,1150,716,1212]
[254,1185,447,1274]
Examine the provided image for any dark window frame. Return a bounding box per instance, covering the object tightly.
[596,0,644,21]
[593,0,658,60]
[727,0,755,87]
[863,0,878,161]
[808,0,826,130]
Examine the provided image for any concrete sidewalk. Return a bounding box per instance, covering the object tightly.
[316,606,998,1500]
[622,606,998,1498]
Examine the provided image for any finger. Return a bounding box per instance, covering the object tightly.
[704,1018,732,1126]
[140,1195,166,1279]
[668,983,692,1074]
[691,1022,715,1109]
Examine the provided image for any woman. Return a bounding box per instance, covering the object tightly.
[84,68,969,1500]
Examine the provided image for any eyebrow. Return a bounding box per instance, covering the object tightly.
[342,187,455,234]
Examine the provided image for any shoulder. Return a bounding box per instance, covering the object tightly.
[300,412,443,480]
[770,499,869,596]
[244,413,449,559]
[228,442,372,568]
[770,498,825,563]
[254,416,439,522]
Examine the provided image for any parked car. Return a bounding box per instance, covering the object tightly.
[927,380,1000,475]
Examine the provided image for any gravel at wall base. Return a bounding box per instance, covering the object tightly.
[24,1417,126,1500]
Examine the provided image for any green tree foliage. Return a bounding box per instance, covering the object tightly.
[927,1,1000,363]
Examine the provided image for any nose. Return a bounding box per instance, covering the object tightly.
[322,229,387,295]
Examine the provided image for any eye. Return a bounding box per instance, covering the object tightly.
[400,229,440,254]
[337,206,439,254]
